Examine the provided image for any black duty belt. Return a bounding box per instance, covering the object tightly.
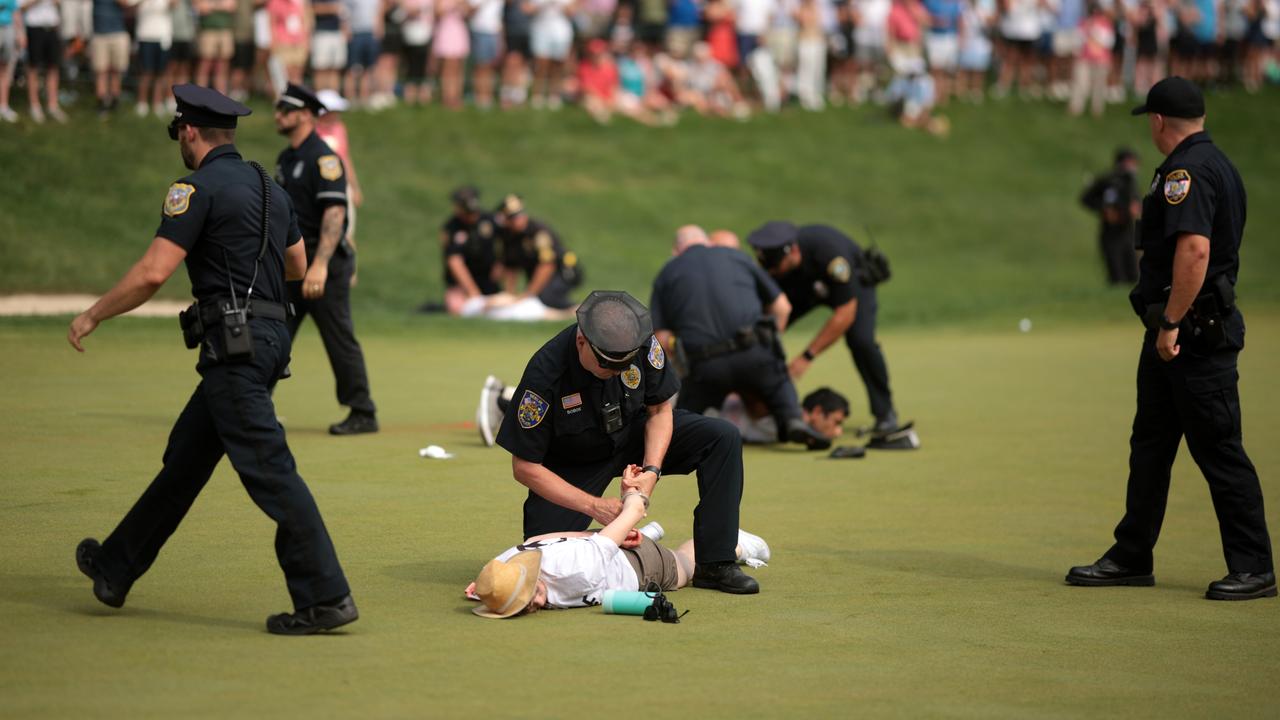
[685,323,776,363]
[197,298,292,326]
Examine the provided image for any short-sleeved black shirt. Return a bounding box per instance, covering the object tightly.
[441,212,500,294]
[274,130,348,247]
[496,325,680,467]
[497,218,567,279]
[1135,131,1246,304]
[155,144,301,305]
[773,224,862,321]
[649,244,781,349]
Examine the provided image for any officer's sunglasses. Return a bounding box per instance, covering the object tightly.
[588,343,641,371]
[167,121,187,141]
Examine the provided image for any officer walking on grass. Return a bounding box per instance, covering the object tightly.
[68,85,358,634]
[274,82,379,435]
[1066,77,1275,601]
[495,290,760,594]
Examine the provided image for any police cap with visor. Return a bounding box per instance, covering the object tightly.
[576,291,652,370]
[1130,76,1205,118]
[276,82,328,115]
[168,83,252,141]
[746,221,800,270]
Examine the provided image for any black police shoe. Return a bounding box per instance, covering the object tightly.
[266,595,359,635]
[1065,557,1155,587]
[692,562,760,594]
[76,538,130,608]
[329,411,378,435]
[786,418,833,451]
[1205,572,1277,601]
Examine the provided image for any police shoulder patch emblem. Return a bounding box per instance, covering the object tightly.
[318,154,344,181]
[647,337,665,370]
[1163,169,1191,205]
[622,364,642,389]
[163,183,196,217]
[517,390,550,429]
[827,256,851,283]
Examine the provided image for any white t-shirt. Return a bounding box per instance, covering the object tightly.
[135,0,174,45]
[495,534,639,609]
[469,0,504,33]
[1264,0,1280,40]
[401,0,434,45]
[854,0,891,47]
[1000,0,1042,39]
[23,0,60,28]
[530,0,573,35]
[734,0,776,35]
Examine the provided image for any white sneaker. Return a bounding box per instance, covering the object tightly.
[736,529,770,568]
[0,106,17,123]
[48,106,68,123]
[639,522,665,542]
[135,102,149,117]
[476,375,504,447]
[30,105,46,124]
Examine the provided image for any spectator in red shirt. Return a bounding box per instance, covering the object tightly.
[578,37,619,122]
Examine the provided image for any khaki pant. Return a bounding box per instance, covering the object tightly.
[198,29,235,60]
[90,33,130,72]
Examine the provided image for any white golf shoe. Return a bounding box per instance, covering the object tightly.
[736,529,770,568]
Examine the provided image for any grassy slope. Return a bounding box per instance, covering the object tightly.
[1,316,1278,717]
[2,92,1278,327]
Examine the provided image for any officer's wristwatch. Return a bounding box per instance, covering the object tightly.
[1159,314,1181,331]
[642,465,662,481]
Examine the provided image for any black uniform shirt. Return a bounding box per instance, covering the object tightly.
[496,325,679,466]
[441,213,500,294]
[275,130,348,246]
[775,225,862,320]
[649,245,781,349]
[1136,131,1246,303]
[498,218,566,279]
[156,144,301,305]
[1081,168,1139,227]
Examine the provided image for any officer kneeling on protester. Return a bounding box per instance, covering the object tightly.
[495,290,760,594]
[1066,76,1275,601]
[68,85,358,634]
[649,225,830,450]
[747,221,918,449]
[493,194,584,311]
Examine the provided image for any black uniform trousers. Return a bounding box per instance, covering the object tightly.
[523,410,743,565]
[844,285,895,423]
[1105,321,1273,575]
[286,250,376,416]
[677,343,802,442]
[1100,224,1139,285]
[98,320,351,610]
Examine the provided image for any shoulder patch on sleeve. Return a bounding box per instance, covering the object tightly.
[647,336,665,369]
[163,183,196,217]
[517,390,550,429]
[318,154,344,181]
[1163,168,1191,205]
[827,256,851,283]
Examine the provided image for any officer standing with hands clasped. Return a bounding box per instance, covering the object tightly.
[496,290,760,594]
[275,82,379,435]
[68,85,358,634]
[1067,77,1275,601]
[747,221,918,449]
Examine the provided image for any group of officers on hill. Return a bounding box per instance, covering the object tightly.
[63,75,1273,634]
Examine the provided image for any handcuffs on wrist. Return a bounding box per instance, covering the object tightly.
[621,490,650,510]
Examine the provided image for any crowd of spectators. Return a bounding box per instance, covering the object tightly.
[0,0,1276,124]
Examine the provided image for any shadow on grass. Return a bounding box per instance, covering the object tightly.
[382,559,480,587]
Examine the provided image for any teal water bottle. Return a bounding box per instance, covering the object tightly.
[601,589,653,615]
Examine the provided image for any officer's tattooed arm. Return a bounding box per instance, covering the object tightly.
[302,204,346,299]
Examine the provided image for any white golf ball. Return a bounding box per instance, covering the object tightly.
[1019,318,1032,333]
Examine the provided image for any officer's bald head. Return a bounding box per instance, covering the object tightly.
[673,225,710,255]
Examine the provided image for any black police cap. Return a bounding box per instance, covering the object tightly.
[576,291,652,370]
[1131,76,1205,118]
[497,194,526,218]
[1114,146,1139,164]
[276,82,327,115]
[168,83,251,139]
[451,185,481,212]
[746,221,799,250]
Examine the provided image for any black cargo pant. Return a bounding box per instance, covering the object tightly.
[1105,315,1273,575]
[522,410,743,565]
[286,249,376,416]
[1100,224,1139,285]
[97,319,351,610]
[677,343,803,442]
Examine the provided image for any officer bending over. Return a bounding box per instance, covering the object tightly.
[495,291,760,594]
[68,85,357,634]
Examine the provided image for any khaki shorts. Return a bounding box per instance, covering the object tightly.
[272,42,308,68]
[621,536,680,591]
[90,33,130,72]
[198,29,235,60]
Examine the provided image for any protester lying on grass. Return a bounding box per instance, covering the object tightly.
[468,465,770,618]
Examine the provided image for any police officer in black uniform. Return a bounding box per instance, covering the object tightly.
[650,225,830,450]
[441,185,500,307]
[747,221,915,446]
[274,83,378,435]
[1080,147,1142,285]
[496,290,760,594]
[1067,78,1275,600]
[68,85,358,634]
[494,194,582,310]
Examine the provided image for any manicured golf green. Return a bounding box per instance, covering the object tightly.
[1,314,1277,717]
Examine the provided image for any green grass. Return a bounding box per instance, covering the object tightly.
[2,91,1279,327]
[1,315,1278,717]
